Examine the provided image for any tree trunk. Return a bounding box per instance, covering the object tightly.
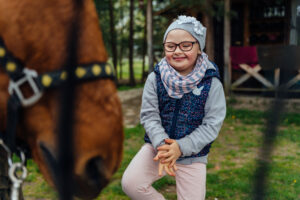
[129,0,136,86]
[141,0,147,82]
[119,44,123,81]
[224,0,231,95]
[118,0,125,80]
[202,0,214,60]
[147,0,154,73]
[108,0,118,81]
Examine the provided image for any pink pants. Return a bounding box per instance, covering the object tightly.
[122,143,206,200]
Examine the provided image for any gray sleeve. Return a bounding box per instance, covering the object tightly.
[140,72,169,149]
[177,77,226,157]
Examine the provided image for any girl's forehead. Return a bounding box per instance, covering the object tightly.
[165,29,195,42]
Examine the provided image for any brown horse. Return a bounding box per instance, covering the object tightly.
[0,0,123,199]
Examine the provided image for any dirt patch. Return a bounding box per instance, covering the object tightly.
[118,88,143,128]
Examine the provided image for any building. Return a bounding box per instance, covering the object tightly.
[157,0,300,94]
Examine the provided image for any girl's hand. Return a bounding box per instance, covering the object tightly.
[158,161,177,177]
[153,149,165,161]
[154,150,177,176]
[157,139,182,168]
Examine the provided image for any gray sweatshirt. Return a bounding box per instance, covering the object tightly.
[140,64,226,164]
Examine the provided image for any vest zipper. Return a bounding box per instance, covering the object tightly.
[169,99,181,138]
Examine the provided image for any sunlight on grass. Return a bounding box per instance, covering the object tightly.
[110,59,148,81]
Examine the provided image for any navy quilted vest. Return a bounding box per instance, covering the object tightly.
[144,63,220,158]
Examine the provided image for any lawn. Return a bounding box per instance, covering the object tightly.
[113,59,148,81]
[22,106,300,200]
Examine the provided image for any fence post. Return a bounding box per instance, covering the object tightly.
[224,0,231,96]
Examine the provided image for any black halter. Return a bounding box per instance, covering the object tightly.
[0,37,115,155]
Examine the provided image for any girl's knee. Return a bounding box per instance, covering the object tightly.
[121,172,148,196]
[122,170,165,199]
[121,171,138,195]
[121,172,130,193]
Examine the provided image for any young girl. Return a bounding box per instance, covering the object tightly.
[122,15,226,200]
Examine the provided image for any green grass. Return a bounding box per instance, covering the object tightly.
[22,108,300,199]
[112,59,148,81]
[117,83,144,91]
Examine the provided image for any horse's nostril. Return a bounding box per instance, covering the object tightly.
[72,157,109,199]
[85,156,109,190]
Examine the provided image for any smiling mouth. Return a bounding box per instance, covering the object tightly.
[173,57,186,61]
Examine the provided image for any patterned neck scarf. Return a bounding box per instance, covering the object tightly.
[158,52,210,99]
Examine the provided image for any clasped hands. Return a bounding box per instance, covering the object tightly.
[153,138,182,177]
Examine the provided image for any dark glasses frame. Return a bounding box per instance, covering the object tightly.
[163,41,198,52]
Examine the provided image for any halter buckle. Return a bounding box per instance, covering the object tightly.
[8,68,43,107]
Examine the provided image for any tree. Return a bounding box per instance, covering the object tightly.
[139,0,148,82]
[108,0,118,80]
[118,0,126,80]
[147,0,154,73]
[128,0,136,86]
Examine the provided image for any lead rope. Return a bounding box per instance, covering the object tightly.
[0,139,27,200]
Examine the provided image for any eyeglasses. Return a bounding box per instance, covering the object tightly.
[163,41,198,52]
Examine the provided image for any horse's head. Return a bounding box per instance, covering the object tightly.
[0,0,123,198]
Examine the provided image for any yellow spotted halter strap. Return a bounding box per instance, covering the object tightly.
[38,63,114,89]
[0,38,115,91]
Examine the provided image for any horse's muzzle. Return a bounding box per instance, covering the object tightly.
[73,156,109,199]
[40,143,109,199]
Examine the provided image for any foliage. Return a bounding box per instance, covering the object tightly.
[95,0,147,59]
[159,0,208,15]
[94,0,112,54]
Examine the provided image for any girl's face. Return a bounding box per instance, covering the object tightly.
[164,29,201,76]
